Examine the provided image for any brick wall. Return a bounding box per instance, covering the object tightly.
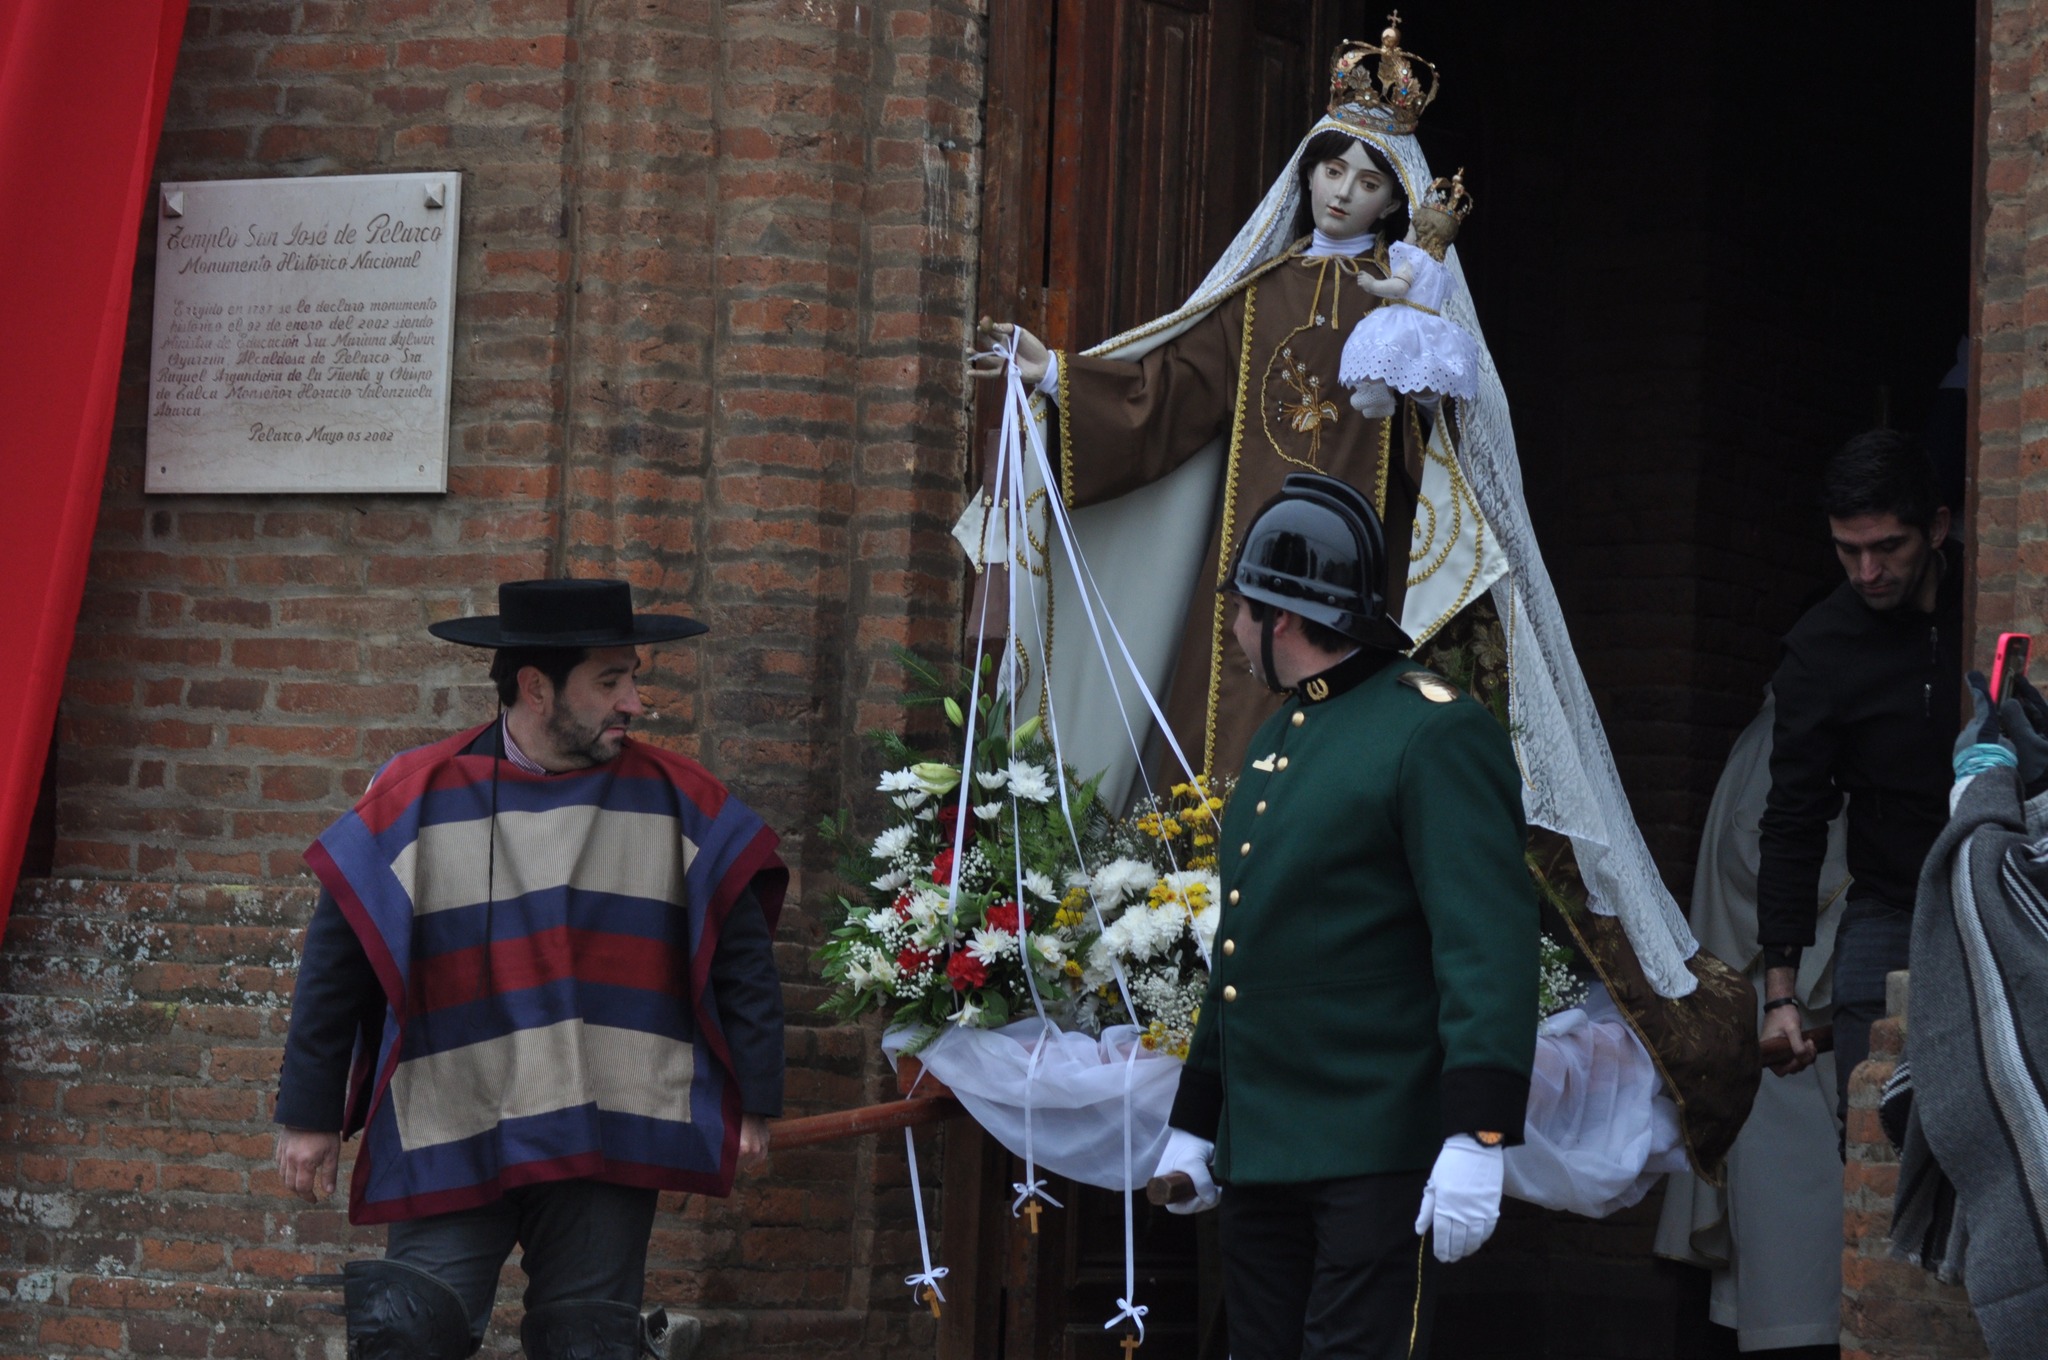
[6,0,986,1355]
[1840,1001,1988,1360]
[0,879,945,1358]
[1969,0,2048,658]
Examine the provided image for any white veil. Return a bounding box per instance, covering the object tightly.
[964,112,1701,999]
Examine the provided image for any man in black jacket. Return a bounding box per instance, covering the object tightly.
[1756,432,1960,1127]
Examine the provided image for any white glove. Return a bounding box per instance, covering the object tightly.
[1152,1128,1221,1215]
[1412,1134,1503,1262]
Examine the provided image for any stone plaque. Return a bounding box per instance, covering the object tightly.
[145,172,462,494]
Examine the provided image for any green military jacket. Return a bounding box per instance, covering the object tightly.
[1170,649,1538,1183]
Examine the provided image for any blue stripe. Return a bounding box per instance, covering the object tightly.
[358,1088,729,1208]
[412,887,681,957]
[397,980,694,1058]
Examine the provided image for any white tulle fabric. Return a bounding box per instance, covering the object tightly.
[1000,109,1699,999]
[1504,985,1690,1216]
[883,1022,1180,1190]
[1338,241,1479,399]
[886,991,1684,1218]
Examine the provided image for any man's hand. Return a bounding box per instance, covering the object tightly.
[738,1113,770,1175]
[275,1127,340,1203]
[1413,1134,1504,1263]
[1152,1128,1221,1215]
[968,318,1051,387]
[1761,966,1815,1076]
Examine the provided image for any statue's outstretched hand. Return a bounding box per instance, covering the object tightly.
[970,318,1050,386]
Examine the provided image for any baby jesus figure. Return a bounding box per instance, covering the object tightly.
[1339,169,1480,417]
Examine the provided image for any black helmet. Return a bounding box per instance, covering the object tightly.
[1225,473,1412,653]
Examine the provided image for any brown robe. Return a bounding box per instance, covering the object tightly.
[1056,244,1421,777]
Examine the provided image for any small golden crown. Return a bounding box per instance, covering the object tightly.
[1418,169,1473,224]
[1411,170,1472,257]
[1328,12,1440,138]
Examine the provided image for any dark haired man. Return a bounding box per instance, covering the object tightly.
[1153,474,1536,1359]
[273,579,786,1360]
[1756,431,1961,1126]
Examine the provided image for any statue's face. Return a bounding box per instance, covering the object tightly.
[1308,142,1401,241]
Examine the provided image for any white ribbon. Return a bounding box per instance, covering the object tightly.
[959,335,1219,1336]
[901,1121,949,1308]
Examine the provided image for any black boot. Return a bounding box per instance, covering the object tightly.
[342,1260,477,1360]
[519,1299,647,1360]
[641,1307,703,1360]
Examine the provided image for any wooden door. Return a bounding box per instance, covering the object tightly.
[965,8,1371,1357]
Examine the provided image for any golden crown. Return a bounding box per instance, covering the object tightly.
[1411,169,1472,257]
[1418,169,1473,224]
[1327,12,1440,138]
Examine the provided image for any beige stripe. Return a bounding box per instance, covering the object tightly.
[388,805,694,915]
[390,1020,696,1150]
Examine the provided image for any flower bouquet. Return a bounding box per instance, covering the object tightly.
[818,655,1112,1039]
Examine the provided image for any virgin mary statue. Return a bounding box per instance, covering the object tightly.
[964,16,1757,1170]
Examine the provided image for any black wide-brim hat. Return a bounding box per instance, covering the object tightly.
[427,578,708,649]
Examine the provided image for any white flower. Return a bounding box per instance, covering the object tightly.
[846,946,894,991]
[975,769,1009,791]
[891,790,930,811]
[1032,933,1068,965]
[1004,760,1055,803]
[953,995,986,1028]
[1021,869,1056,903]
[1089,857,1155,905]
[968,927,1016,964]
[915,806,937,822]
[878,768,921,792]
[973,801,1005,820]
[871,824,913,859]
[871,867,911,893]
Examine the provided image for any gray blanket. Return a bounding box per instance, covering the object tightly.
[1892,770,2048,1355]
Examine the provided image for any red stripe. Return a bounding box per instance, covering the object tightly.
[408,926,683,1015]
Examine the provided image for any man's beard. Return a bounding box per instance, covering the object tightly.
[545,706,626,766]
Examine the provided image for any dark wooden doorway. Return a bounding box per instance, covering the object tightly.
[963,0,1975,1357]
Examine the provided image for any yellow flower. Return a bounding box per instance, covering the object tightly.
[1064,960,1083,977]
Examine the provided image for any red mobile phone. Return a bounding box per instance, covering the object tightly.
[1990,632,2032,704]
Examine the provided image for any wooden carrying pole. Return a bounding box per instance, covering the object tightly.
[766,1058,968,1151]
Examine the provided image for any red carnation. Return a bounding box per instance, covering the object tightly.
[893,891,914,920]
[985,901,1024,934]
[946,951,989,992]
[931,848,957,886]
[897,947,934,975]
[938,802,975,843]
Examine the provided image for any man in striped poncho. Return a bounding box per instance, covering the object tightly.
[273,579,787,1360]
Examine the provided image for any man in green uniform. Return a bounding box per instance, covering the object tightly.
[1152,473,1537,1359]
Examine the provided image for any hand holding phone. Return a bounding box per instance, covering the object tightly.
[1991,632,2032,706]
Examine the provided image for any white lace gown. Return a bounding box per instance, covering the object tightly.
[1339,240,1481,399]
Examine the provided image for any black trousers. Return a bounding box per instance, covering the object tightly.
[1218,1171,1437,1360]
[384,1179,659,1343]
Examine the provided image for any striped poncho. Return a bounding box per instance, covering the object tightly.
[305,724,786,1225]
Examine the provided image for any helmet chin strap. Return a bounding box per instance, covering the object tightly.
[1258,611,1286,694]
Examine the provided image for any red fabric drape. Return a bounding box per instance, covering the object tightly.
[0,0,189,926]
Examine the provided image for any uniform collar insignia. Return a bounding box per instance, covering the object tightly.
[1293,648,1393,706]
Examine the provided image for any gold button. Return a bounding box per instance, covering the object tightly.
[1276,756,1289,770]
[1222,938,1236,956]
[1255,800,1267,814]
[1228,889,1240,905]
[1222,985,1238,1002]
[1239,841,1252,857]
[1291,712,1305,727]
